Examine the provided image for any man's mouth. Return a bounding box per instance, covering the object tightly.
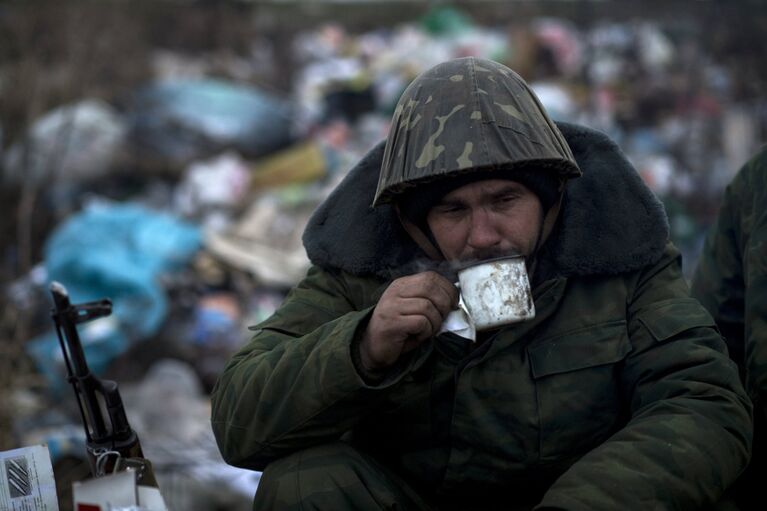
[459,247,523,265]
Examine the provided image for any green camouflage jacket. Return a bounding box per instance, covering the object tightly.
[212,58,751,510]
[692,147,767,436]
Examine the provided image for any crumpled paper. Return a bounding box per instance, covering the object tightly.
[438,294,476,342]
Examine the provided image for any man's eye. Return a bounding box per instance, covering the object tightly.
[496,194,518,205]
[436,204,465,214]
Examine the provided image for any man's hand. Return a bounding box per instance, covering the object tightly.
[359,271,458,372]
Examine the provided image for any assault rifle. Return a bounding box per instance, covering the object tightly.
[50,281,158,487]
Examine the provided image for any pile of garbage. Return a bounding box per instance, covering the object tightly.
[1,6,764,509]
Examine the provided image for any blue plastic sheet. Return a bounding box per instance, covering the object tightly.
[127,78,295,165]
[27,202,202,387]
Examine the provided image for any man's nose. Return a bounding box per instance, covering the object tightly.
[467,209,502,249]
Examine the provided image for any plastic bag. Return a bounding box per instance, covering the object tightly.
[127,79,295,167]
[27,202,201,388]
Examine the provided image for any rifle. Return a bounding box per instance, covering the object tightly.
[50,281,158,488]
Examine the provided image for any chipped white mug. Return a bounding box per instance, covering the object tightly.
[456,256,535,331]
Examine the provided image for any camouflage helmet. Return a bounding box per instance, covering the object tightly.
[372,57,581,207]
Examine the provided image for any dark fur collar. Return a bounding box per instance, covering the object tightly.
[302,122,669,280]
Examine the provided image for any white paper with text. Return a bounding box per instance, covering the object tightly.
[0,444,59,511]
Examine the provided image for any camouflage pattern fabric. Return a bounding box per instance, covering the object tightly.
[692,147,767,510]
[253,441,435,511]
[212,244,751,510]
[692,146,767,421]
[373,57,580,206]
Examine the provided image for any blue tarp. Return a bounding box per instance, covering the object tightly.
[28,203,202,387]
[127,78,295,165]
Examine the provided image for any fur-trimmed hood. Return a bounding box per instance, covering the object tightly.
[303,122,669,280]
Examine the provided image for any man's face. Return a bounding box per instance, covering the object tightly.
[426,179,544,263]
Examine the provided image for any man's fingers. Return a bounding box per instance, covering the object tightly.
[363,271,460,369]
[431,278,460,312]
[393,272,459,314]
[399,314,436,341]
[385,297,443,332]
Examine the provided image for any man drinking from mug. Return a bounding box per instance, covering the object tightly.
[211,57,751,510]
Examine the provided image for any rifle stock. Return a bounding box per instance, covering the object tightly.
[50,281,158,487]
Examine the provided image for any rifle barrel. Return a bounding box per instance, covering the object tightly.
[50,282,110,443]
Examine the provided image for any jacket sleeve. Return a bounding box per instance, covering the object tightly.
[692,150,767,425]
[538,244,753,510]
[690,169,746,375]
[210,265,399,470]
[742,164,767,425]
